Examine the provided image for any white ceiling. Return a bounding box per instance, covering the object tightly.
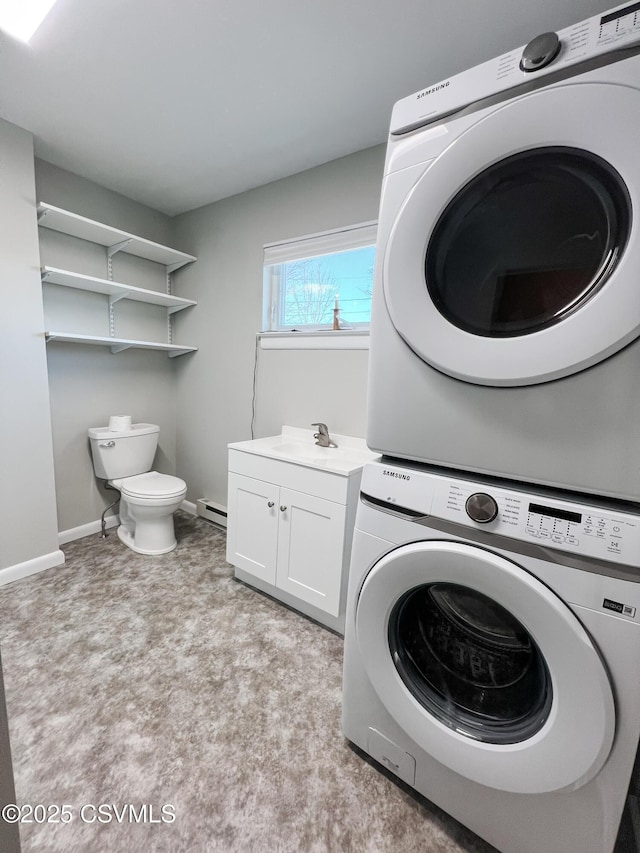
[0,0,615,216]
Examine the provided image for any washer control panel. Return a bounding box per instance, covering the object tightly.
[361,461,640,567]
[391,1,640,135]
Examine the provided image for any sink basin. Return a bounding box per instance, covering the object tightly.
[270,441,372,468]
[228,426,380,474]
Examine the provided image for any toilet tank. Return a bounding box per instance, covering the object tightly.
[88,423,160,479]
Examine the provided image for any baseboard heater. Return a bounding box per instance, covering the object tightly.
[196,499,228,528]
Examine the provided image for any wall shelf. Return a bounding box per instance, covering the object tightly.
[45,331,197,358]
[38,201,198,357]
[41,266,196,314]
[37,202,196,270]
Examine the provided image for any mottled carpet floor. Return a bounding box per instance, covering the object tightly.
[0,512,495,852]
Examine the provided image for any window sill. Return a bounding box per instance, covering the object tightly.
[258,330,370,350]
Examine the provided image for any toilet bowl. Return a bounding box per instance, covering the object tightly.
[88,422,187,556]
[111,472,187,555]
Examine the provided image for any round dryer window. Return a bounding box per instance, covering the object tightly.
[425,148,630,338]
[383,83,640,385]
[355,540,615,793]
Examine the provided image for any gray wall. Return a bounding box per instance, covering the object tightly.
[0,120,59,573]
[2,141,384,551]
[172,145,384,510]
[35,161,185,534]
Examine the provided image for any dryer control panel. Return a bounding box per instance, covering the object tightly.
[361,461,640,567]
[391,1,640,135]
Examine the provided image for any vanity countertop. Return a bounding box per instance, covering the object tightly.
[228,426,379,476]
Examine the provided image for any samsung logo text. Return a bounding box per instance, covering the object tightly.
[382,470,411,481]
[417,81,449,99]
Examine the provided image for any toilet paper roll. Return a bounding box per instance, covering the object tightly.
[108,415,132,432]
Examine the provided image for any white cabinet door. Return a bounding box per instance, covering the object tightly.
[275,487,346,617]
[227,473,279,584]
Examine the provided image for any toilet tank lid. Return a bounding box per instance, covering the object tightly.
[88,422,159,440]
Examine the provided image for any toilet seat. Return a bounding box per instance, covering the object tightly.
[117,471,187,499]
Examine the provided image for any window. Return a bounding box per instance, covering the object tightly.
[263,222,377,334]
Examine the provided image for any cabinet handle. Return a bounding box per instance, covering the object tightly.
[267,501,275,508]
[280,505,287,512]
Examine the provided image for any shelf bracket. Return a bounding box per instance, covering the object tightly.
[110,343,133,354]
[37,208,50,223]
[106,239,132,285]
[166,261,187,275]
[109,292,130,306]
[107,239,133,285]
[107,239,133,259]
[108,291,129,338]
[41,268,53,281]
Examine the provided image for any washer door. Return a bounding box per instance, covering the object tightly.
[355,540,615,794]
[383,82,640,385]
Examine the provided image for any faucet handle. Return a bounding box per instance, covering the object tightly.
[311,423,337,448]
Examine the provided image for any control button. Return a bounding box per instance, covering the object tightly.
[520,32,561,72]
[465,492,499,524]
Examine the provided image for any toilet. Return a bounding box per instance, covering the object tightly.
[88,422,187,555]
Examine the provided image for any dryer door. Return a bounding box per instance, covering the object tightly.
[383,82,640,385]
[355,540,615,794]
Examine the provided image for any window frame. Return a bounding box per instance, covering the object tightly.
[262,221,377,341]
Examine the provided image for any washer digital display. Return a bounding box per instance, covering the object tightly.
[528,503,582,524]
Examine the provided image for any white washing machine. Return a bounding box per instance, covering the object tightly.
[343,459,640,853]
[367,3,640,501]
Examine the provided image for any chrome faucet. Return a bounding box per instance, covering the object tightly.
[311,422,338,448]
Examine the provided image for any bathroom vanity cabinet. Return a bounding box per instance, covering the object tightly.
[226,427,378,634]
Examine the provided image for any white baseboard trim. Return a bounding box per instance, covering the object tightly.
[58,514,119,546]
[181,499,198,516]
[0,549,66,587]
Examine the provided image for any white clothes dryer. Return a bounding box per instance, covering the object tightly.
[342,459,640,853]
[368,3,640,500]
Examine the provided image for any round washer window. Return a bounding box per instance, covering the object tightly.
[425,147,631,337]
[389,582,553,744]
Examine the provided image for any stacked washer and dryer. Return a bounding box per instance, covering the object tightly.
[342,5,640,853]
